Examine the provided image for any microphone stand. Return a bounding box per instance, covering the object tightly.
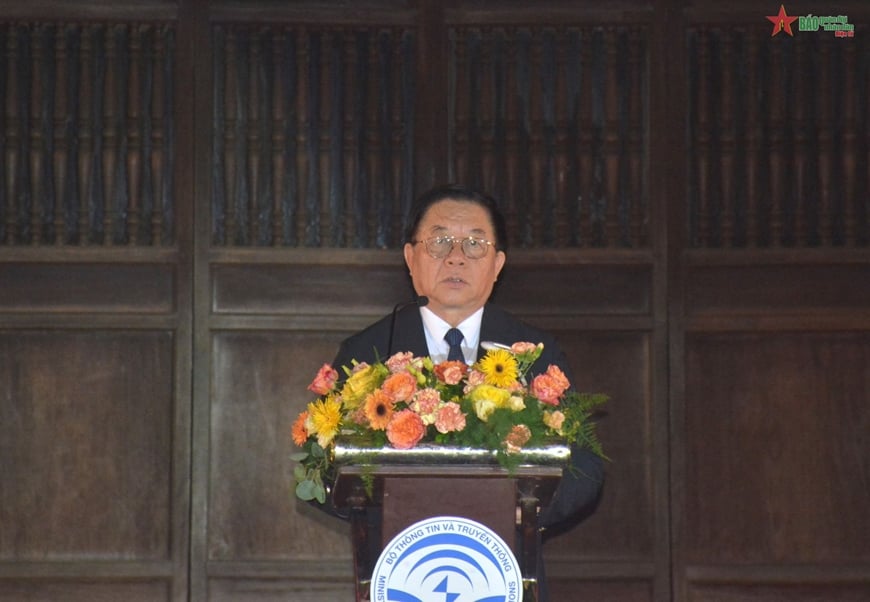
[386,295,428,357]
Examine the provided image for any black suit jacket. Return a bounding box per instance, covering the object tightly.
[332,302,604,538]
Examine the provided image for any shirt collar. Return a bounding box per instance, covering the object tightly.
[419,306,484,364]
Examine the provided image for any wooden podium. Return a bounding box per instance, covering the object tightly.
[331,443,567,602]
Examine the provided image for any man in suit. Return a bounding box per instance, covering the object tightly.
[329,184,604,599]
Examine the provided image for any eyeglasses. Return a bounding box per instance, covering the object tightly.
[412,235,496,260]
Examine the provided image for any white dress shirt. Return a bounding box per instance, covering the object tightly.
[419,306,483,365]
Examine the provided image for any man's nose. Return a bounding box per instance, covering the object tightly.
[444,242,465,263]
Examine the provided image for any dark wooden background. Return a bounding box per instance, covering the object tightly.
[0,1,868,601]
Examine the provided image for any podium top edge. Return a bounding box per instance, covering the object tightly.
[333,441,571,470]
[336,464,565,479]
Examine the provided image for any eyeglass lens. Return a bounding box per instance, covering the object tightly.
[427,236,489,259]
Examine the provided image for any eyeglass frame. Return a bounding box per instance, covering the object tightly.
[410,235,497,259]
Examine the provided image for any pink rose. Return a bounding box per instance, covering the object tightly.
[434,402,466,434]
[386,409,426,449]
[307,364,339,395]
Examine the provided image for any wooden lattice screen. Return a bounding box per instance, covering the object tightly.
[0,23,176,247]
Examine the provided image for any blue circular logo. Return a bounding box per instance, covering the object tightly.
[370,515,521,602]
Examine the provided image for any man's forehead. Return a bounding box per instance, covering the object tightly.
[420,201,493,231]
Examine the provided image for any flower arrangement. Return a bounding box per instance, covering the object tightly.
[291,342,607,503]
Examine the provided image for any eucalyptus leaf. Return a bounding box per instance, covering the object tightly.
[296,480,318,501]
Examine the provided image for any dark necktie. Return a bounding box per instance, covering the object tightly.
[444,328,465,362]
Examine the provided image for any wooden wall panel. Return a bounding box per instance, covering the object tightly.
[0,580,170,601]
[0,330,174,559]
[496,260,652,317]
[211,257,408,318]
[547,331,654,560]
[687,583,870,602]
[548,579,653,602]
[687,263,870,316]
[0,263,175,313]
[684,332,870,565]
[208,578,353,601]
[208,330,352,561]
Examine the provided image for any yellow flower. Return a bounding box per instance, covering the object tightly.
[468,384,511,409]
[477,349,519,388]
[508,395,526,412]
[340,363,387,409]
[473,398,497,422]
[307,395,342,447]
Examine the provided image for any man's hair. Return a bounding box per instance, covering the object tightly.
[404,184,509,250]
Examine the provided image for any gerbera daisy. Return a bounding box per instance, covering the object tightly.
[364,389,395,430]
[477,349,519,388]
[307,395,342,447]
[291,410,310,446]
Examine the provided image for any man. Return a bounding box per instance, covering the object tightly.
[329,184,604,598]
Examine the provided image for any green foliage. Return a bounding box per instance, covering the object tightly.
[291,441,331,504]
[561,392,609,460]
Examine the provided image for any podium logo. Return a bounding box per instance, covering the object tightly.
[371,516,521,602]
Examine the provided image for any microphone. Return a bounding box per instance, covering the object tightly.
[386,295,429,357]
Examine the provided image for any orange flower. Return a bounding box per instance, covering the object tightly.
[530,365,571,406]
[364,389,395,430]
[434,402,466,434]
[545,365,570,391]
[386,409,425,449]
[543,410,566,433]
[504,424,532,454]
[291,411,309,446]
[434,361,468,385]
[381,372,418,402]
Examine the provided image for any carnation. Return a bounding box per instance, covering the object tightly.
[434,360,467,385]
[410,388,442,425]
[543,410,566,433]
[504,424,532,454]
[510,342,539,355]
[386,409,426,449]
[434,402,466,434]
[530,372,564,406]
[385,351,415,373]
[382,372,418,403]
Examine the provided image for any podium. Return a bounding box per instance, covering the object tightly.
[331,442,568,602]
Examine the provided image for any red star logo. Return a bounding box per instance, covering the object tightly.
[766,4,798,36]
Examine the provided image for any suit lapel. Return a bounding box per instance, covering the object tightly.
[390,305,429,357]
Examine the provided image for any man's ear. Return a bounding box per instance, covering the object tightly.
[403,242,415,271]
[494,250,507,280]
